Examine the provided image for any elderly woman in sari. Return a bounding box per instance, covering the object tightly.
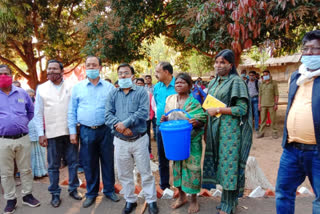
[202,49,253,214]
[161,73,206,213]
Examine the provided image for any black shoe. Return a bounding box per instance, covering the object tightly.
[50,195,61,208]
[105,192,120,202]
[22,194,41,207]
[4,198,17,214]
[82,197,96,208]
[148,202,158,214]
[122,202,137,214]
[69,190,83,200]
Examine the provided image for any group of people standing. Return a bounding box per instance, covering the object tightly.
[0,30,319,214]
[241,68,279,139]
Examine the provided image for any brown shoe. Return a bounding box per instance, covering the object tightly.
[256,132,264,138]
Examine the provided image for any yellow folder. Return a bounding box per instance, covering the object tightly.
[202,94,226,118]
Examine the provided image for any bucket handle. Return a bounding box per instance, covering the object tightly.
[165,109,192,119]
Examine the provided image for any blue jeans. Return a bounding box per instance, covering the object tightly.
[156,125,170,190]
[152,117,157,140]
[250,96,259,131]
[79,125,115,198]
[276,145,320,214]
[47,135,79,196]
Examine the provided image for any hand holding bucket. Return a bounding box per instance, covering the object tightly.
[159,109,193,161]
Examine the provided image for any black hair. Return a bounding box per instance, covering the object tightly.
[158,61,173,74]
[117,63,135,75]
[86,55,102,66]
[0,64,12,74]
[263,70,270,74]
[145,75,152,79]
[136,78,145,84]
[48,59,64,70]
[215,49,239,76]
[114,80,119,85]
[175,72,193,87]
[249,70,256,75]
[302,30,320,45]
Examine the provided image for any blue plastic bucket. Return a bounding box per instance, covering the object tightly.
[159,109,193,161]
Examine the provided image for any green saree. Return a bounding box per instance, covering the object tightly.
[202,74,253,196]
[165,94,207,194]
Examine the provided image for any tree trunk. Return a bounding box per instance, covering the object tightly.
[22,41,40,90]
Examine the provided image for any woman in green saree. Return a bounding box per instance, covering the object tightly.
[203,49,253,214]
[161,73,207,213]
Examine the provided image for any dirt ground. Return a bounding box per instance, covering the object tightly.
[35,104,313,192]
[1,104,315,213]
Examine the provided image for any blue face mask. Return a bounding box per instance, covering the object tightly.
[241,74,246,77]
[301,55,320,70]
[263,75,270,81]
[86,69,100,79]
[118,77,133,88]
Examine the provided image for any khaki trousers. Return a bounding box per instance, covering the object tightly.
[259,106,277,134]
[114,134,157,203]
[0,135,33,200]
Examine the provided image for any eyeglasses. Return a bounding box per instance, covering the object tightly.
[301,46,320,54]
[118,71,131,76]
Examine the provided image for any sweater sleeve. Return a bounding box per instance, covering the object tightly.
[230,98,248,117]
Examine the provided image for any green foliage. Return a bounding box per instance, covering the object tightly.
[247,46,270,71]
[85,0,319,66]
[0,0,90,89]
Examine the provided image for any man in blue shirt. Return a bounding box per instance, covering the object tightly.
[106,63,158,214]
[153,62,176,190]
[68,56,119,208]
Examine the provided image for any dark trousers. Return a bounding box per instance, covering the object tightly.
[79,125,115,198]
[152,117,157,140]
[276,145,320,214]
[156,125,170,190]
[47,135,79,196]
[250,96,259,131]
[147,120,152,153]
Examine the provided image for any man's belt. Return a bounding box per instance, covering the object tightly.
[116,132,147,142]
[250,95,259,98]
[0,133,28,140]
[291,142,317,151]
[81,124,105,130]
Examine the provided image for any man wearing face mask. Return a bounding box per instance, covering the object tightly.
[275,30,320,214]
[34,60,82,208]
[105,63,158,214]
[68,56,118,208]
[0,64,40,214]
[257,70,279,139]
[241,69,248,81]
[246,71,260,132]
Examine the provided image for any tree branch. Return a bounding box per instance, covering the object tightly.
[64,61,82,75]
[8,40,27,62]
[0,55,29,79]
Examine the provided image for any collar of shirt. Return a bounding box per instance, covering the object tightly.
[117,84,137,92]
[0,85,19,96]
[158,76,175,88]
[49,79,64,90]
[85,78,103,86]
